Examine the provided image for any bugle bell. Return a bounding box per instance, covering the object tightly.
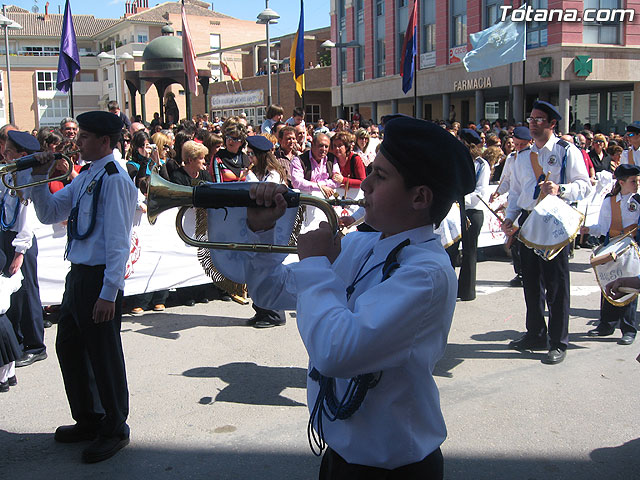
[147,170,365,253]
[1,151,75,190]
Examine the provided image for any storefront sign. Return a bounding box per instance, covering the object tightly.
[420,51,436,69]
[453,76,492,91]
[210,89,264,109]
[449,45,467,64]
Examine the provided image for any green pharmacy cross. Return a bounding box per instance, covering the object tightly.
[574,56,592,77]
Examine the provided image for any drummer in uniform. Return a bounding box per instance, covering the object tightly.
[29,111,137,463]
[502,101,591,364]
[579,164,640,345]
[620,121,640,166]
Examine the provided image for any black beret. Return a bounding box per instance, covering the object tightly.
[513,126,532,141]
[459,128,482,145]
[246,135,273,152]
[626,121,640,134]
[77,111,123,135]
[380,117,475,200]
[614,164,640,179]
[8,130,40,153]
[532,100,562,122]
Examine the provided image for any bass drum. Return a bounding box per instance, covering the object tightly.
[590,234,640,306]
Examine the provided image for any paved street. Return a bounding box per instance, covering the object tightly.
[1,247,639,479]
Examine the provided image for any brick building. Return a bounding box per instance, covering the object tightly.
[0,0,266,129]
[331,0,640,133]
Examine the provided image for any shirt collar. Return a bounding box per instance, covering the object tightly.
[533,135,558,154]
[86,153,115,170]
[370,225,435,262]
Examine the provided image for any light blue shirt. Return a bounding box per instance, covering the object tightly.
[29,154,137,302]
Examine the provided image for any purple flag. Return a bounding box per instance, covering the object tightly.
[56,0,80,93]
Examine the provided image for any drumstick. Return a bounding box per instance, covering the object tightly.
[579,203,589,245]
[475,193,519,246]
[618,286,640,294]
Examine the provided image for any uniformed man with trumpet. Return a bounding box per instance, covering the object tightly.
[29,111,137,463]
[502,101,592,364]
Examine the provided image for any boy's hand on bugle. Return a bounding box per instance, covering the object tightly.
[247,182,288,232]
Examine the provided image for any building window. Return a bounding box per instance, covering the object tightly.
[38,98,70,127]
[354,0,365,82]
[306,104,321,124]
[137,34,148,43]
[375,0,385,78]
[485,101,499,121]
[19,46,60,56]
[36,71,58,91]
[526,0,548,49]
[583,0,622,44]
[396,0,410,72]
[485,0,503,28]
[421,0,436,53]
[451,0,467,48]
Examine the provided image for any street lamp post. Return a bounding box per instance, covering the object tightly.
[98,42,133,107]
[321,31,360,120]
[263,53,289,105]
[0,7,22,125]
[256,1,280,107]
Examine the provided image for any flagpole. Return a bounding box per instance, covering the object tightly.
[413,51,417,118]
[69,83,74,117]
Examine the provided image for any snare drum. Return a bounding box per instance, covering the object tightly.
[518,195,584,261]
[435,202,462,249]
[590,234,640,306]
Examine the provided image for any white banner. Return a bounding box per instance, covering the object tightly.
[36,207,211,305]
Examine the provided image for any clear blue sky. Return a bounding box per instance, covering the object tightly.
[9,1,331,37]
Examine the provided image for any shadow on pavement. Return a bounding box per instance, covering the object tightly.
[183,362,307,407]
[2,429,638,480]
[125,312,251,340]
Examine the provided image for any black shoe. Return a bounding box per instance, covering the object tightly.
[619,334,635,345]
[8,375,16,386]
[509,275,523,287]
[43,319,53,328]
[54,424,98,443]
[587,327,615,337]
[15,352,47,368]
[184,299,196,307]
[0,381,8,393]
[542,348,566,365]
[220,294,232,302]
[252,315,286,328]
[198,298,210,304]
[82,435,130,463]
[509,334,548,351]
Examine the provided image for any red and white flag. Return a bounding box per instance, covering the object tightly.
[181,0,198,96]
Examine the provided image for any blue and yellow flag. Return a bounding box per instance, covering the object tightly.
[290,0,305,97]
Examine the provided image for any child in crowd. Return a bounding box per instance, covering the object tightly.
[0,250,23,392]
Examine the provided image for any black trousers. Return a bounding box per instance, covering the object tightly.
[2,231,45,356]
[519,238,570,350]
[599,295,637,335]
[56,264,129,438]
[319,447,443,480]
[252,304,285,322]
[458,209,484,301]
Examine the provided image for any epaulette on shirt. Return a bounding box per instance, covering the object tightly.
[556,138,571,150]
[104,162,118,175]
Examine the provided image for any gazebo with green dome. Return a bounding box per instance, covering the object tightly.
[125,24,211,125]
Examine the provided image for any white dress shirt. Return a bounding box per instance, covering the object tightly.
[586,192,640,238]
[0,176,35,254]
[465,156,490,209]
[506,136,592,222]
[29,154,137,302]
[496,150,519,196]
[621,146,640,166]
[242,225,455,469]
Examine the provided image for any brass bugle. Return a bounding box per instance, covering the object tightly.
[1,152,74,190]
[147,170,365,253]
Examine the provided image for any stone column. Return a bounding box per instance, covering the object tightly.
[370,101,378,123]
[442,93,450,122]
[475,90,484,125]
[558,80,570,134]
[513,85,523,123]
[391,99,398,114]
